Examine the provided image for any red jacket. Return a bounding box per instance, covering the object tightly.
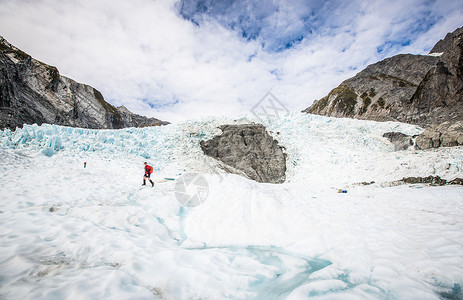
[145,165,153,175]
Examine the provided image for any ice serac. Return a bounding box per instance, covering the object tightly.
[200,124,286,183]
[0,36,167,130]
[304,26,463,128]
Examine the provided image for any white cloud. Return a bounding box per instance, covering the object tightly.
[0,0,462,123]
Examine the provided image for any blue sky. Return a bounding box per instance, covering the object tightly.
[0,0,462,122]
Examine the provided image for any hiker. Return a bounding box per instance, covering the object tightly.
[143,162,154,187]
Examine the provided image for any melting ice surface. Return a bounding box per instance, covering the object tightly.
[1,113,463,299]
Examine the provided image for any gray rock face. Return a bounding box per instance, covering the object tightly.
[304,54,439,123]
[415,121,463,150]
[117,106,169,128]
[382,132,415,151]
[305,27,463,128]
[200,124,286,183]
[406,28,463,126]
[429,27,463,54]
[0,37,167,130]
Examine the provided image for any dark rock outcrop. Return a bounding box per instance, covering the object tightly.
[399,176,463,186]
[305,27,463,129]
[382,132,415,151]
[0,36,167,130]
[200,124,286,183]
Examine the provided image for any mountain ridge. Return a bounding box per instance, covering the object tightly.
[0,36,168,130]
[305,26,463,128]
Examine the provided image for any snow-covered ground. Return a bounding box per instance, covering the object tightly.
[1,113,462,299]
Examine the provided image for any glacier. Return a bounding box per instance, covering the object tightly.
[0,113,463,299]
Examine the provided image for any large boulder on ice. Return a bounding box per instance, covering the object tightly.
[200,124,286,183]
[382,132,415,151]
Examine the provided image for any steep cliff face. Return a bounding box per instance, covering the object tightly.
[0,37,167,130]
[429,27,463,54]
[406,27,463,125]
[305,27,463,128]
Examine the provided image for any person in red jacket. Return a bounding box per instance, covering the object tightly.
[143,162,154,187]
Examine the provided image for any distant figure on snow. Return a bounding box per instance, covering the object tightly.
[143,162,154,187]
[84,162,87,168]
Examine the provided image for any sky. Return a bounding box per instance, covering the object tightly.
[0,0,462,123]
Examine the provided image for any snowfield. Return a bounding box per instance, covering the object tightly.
[1,113,463,299]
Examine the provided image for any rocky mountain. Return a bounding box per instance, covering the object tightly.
[117,105,169,127]
[0,36,167,130]
[304,27,463,128]
[406,27,463,126]
[200,124,287,183]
